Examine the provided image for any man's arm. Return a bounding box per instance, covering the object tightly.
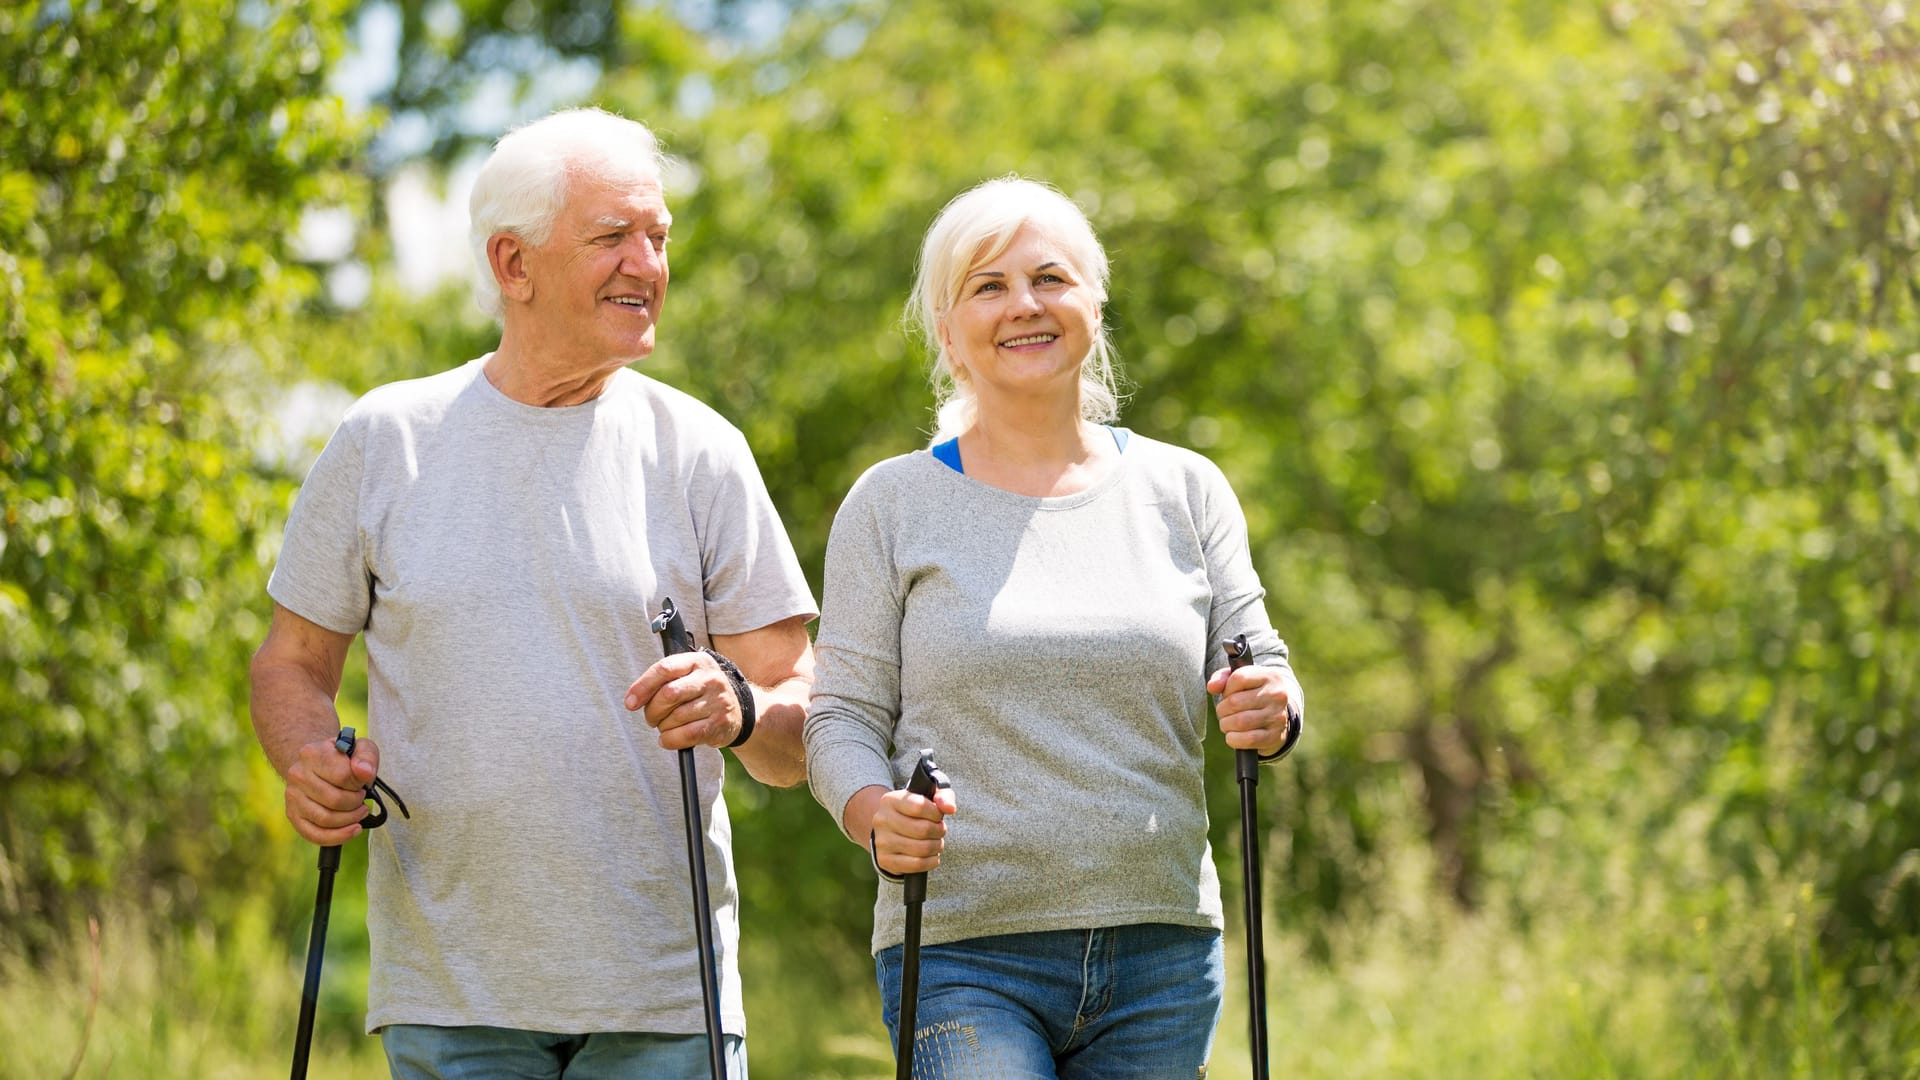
[626,614,815,789]
[249,602,380,844]
[711,615,815,787]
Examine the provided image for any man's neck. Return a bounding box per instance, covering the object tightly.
[486,333,632,408]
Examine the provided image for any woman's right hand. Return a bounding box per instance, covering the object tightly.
[848,782,959,877]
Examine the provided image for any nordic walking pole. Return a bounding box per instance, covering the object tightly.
[292,727,408,1080]
[650,597,728,1080]
[895,750,952,1080]
[1224,634,1300,1080]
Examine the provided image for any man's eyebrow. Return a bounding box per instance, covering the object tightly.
[596,213,673,230]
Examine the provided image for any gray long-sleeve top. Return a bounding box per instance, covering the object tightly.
[804,433,1302,955]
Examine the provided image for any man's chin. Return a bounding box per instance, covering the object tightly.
[605,333,657,365]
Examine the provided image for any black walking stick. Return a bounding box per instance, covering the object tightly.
[1224,634,1300,1080]
[292,727,408,1080]
[650,597,729,1080]
[895,750,952,1080]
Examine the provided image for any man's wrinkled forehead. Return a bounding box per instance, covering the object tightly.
[563,169,671,223]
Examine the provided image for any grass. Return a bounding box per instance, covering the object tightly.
[6,867,1914,1080]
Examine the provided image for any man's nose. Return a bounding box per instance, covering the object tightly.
[621,238,665,279]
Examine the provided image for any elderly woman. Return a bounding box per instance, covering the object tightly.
[804,176,1304,1078]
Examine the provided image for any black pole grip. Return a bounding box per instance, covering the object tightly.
[899,751,951,906]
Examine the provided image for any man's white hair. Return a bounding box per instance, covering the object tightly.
[467,107,667,318]
[905,176,1122,443]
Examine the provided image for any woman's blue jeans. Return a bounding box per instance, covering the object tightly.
[875,923,1224,1079]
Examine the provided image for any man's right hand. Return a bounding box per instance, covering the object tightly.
[283,732,381,846]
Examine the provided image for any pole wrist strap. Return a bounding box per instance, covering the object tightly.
[701,648,756,748]
[869,830,909,883]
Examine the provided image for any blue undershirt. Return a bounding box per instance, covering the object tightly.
[931,426,1129,474]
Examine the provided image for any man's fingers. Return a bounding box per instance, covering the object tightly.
[625,653,706,712]
[286,785,369,839]
[298,738,358,787]
[292,820,364,847]
[655,708,727,751]
[646,671,717,726]
[290,766,372,814]
[351,736,380,783]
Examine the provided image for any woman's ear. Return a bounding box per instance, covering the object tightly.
[489,233,533,303]
[938,321,967,381]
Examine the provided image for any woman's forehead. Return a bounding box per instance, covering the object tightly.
[968,222,1077,270]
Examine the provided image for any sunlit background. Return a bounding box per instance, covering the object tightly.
[3,0,1917,1076]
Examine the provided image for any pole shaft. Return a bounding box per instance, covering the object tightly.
[679,747,728,1080]
[291,845,342,1080]
[1238,754,1268,1080]
[897,900,923,1080]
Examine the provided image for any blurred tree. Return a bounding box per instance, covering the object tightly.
[575,0,1918,992]
[0,0,366,952]
[5,0,1913,1063]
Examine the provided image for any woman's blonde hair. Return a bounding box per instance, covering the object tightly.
[905,176,1122,442]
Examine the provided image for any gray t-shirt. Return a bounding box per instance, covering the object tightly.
[804,433,1301,955]
[268,357,817,1035]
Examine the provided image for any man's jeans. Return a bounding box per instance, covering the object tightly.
[876,923,1224,1079]
[382,1025,746,1080]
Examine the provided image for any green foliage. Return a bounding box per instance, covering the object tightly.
[0,0,366,951]
[583,0,1917,1025]
[3,0,1915,1068]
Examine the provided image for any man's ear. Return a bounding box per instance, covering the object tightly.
[489,233,533,304]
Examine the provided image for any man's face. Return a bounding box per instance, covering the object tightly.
[520,169,672,365]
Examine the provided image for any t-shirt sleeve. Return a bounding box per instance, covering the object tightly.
[267,418,373,635]
[693,429,819,635]
[803,471,905,839]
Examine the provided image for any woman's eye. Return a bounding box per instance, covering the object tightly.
[975,281,1002,294]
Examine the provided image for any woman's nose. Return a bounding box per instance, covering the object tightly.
[1009,284,1043,316]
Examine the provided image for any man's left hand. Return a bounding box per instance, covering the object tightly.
[625,652,743,750]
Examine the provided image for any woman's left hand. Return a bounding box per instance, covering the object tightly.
[1207,663,1298,756]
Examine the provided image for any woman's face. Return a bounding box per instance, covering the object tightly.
[941,223,1100,409]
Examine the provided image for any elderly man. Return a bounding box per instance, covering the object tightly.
[249,108,815,1077]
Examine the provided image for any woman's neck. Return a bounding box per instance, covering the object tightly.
[957,407,1117,498]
